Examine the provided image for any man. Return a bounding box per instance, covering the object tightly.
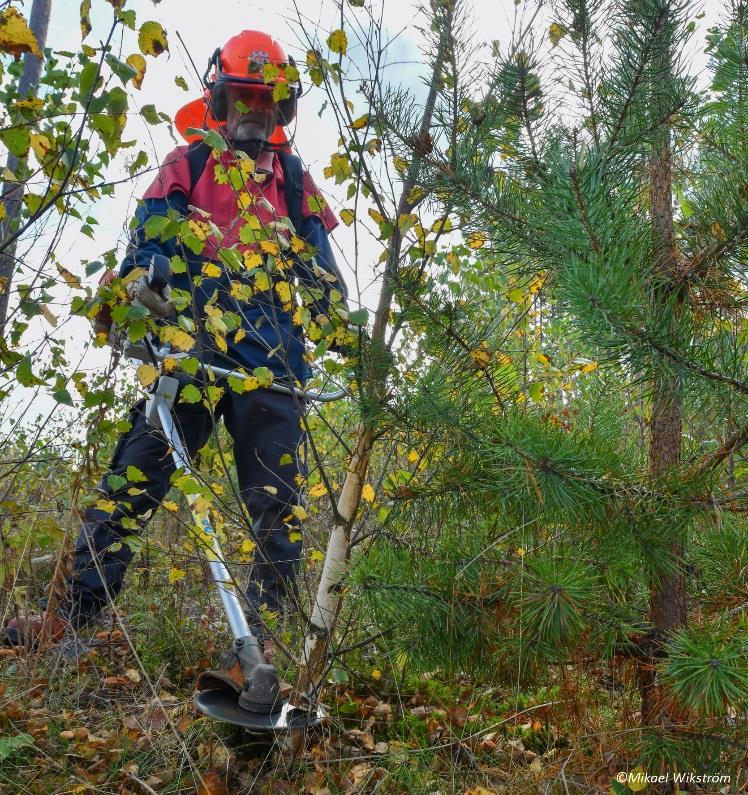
[6,30,349,662]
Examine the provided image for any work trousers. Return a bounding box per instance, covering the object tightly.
[66,385,307,636]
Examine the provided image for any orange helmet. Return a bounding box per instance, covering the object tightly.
[203,30,300,126]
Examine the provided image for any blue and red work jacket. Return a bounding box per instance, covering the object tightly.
[119,144,344,383]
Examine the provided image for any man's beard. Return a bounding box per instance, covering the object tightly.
[230,119,270,158]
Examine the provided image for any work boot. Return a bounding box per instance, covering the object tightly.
[3,610,68,648]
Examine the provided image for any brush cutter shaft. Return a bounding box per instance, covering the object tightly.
[202,362,347,403]
[155,399,253,642]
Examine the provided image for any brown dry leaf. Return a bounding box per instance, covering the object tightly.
[348,763,372,789]
[464,789,500,795]
[124,668,141,683]
[197,771,228,795]
[448,704,468,727]
[102,675,136,687]
[373,702,392,719]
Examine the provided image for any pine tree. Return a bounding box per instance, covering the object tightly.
[342,0,748,774]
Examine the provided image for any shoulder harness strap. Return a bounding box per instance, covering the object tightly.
[276,149,305,236]
[186,140,212,197]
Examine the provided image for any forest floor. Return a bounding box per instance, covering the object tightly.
[0,568,740,794]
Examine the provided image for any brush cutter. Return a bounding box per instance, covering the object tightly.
[127,256,346,733]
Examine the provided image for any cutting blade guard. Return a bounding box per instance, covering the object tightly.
[194,688,327,732]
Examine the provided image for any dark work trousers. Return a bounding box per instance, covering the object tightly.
[66,386,307,638]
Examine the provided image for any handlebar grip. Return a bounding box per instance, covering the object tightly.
[147,255,171,294]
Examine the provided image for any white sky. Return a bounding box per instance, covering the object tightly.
[3,0,728,429]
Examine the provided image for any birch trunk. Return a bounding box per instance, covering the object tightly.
[285,16,451,760]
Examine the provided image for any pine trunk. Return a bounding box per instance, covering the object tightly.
[640,4,688,725]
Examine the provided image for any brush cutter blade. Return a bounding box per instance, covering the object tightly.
[194,688,326,732]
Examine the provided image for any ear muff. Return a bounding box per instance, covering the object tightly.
[210,82,228,122]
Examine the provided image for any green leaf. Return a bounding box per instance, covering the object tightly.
[307,195,326,213]
[348,308,369,325]
[0,734,34,761]
[144,215,169,240]
[174,75,188,91]
[140,104,162,125]
[204,128,226,152]
[105,53,137,84]
[17,356,43,387]
[126,465,147,482]
[79,60,100,98]
[52,388,74,406]
[128,149,148,176]
[107,474,127,491]
[0,127,30,158]
[252,366,274,387]
[180,383,201,403]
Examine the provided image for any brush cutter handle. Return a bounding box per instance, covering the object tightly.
[146,254,172,294]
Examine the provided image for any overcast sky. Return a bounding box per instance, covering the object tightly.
[6,0,727,428]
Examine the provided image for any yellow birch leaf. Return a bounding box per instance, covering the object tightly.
[159,326,195,352]
[291,504,308,521]
[243,251,263,269]
[431,217,453,234]
[549,22,567,46]
[260,240,280,256]
[371,669,382,680]
[0,203,5,221]
[138,21,168,57]
[350,113,369,130]
[340,208,355,226]
[80,0,91,40]
[126,53,146,89]
[56,263,81,289]
[580,361,598,373]
[168,568,186,584]
[470,348,491,369]
[275,281,292,303]
[0,8,42,60]
[30,132,52,163]
[136,363,159,387]
[327,29,348,55]
[162,501,179,512]
[466,231,486,249]
[361,483,375,502]
[202,262,222,278]
[308,482,327,498]
[310,549,325,562]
